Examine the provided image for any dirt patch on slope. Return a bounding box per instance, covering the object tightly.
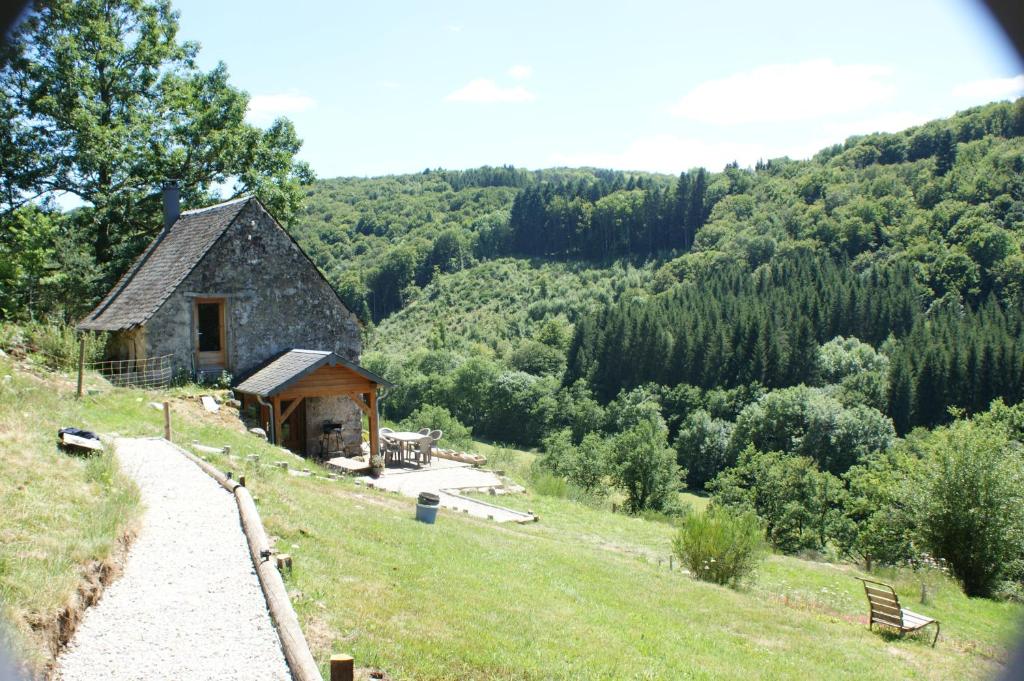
[23,528,136,680]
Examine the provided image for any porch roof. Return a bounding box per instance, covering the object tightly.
[233,349,393,398]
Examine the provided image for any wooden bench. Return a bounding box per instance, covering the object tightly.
[857,578,940,646]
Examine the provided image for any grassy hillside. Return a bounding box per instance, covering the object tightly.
[0,355,140,676]
[2,354,1020,679]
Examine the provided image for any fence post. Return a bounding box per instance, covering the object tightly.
[329,655,353,681]
[76,337,85,399]
[163,401,171,441]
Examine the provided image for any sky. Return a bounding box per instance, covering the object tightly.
[170,0,1024,179]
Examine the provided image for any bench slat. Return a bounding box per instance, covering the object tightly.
[901,610,935,627]
[865,594,900,607]
[868,602,901,614]
[871,611,904,625]
[864,586,898,601]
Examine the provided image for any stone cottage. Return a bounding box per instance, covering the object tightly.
[78,183,387,457]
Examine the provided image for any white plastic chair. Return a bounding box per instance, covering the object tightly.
[416,435,433,465]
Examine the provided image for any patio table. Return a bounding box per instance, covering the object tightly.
[384,431,426,463]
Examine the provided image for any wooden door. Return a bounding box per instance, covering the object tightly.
[194,298,227,372]
[280,398,307,453]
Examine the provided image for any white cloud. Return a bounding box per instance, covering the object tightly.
[246,92,316,125]
[376,80,401,89]
[445,78,536,103]
[507,64,532,80]
[671,59,896,125]
[548,135,807,174]
[951,74,1024,101]
[446,24,463,33]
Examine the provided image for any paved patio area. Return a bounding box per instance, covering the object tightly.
[361,458,535,523]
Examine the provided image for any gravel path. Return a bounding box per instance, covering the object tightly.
[55,437,291,681]
[364,460,535,522]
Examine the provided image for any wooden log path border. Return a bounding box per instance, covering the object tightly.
[168,439,325,681]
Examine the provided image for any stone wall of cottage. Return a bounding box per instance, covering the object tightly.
[305,395,363,457]
[144,200,362,382]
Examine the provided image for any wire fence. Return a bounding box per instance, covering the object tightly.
[86,354,175,389]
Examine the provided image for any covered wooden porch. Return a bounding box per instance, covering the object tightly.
[234,349,393,458]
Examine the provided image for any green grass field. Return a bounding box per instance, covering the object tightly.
[0,356,140,674]
[1,354,1021,680]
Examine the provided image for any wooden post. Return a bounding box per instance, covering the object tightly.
[76,336,86,399]
[368,389,379,461]
[163,401,171,441]
[272,396,283,446]
[329,654,353,681]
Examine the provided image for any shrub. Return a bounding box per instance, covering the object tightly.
[638,505,691,526]
[673,507,766,587]
[528,469,570,498]
[835,448,919,570]
[398,403,473,449]
[910,418,1024,597]
[20,321,106,370]
[607,416,683,513]
[526,466,607,507]
[538,428,609,493]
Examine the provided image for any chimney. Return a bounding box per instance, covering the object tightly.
[162,180,180,230]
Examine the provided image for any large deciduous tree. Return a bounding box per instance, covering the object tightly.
[0,0,313,311]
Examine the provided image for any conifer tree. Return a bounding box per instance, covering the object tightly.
[685,168,708,249]
[888,353,914,436]
[671,172,691,250]
[935,130,957,176]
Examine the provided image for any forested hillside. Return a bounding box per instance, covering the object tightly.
[291,166,672,321]
[292,100,1023,329]
[289,100,1023,442]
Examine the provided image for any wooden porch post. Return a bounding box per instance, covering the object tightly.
[272,396,283,446]
[368,388,379,458]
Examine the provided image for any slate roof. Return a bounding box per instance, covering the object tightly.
[77,197,252,331]
[233,349,393,397]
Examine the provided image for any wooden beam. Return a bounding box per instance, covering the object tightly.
[278,388,371,400]
[346,392,371,415]
[272,396,283,446]
[368,389,379,460]
[280,396,303,423]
